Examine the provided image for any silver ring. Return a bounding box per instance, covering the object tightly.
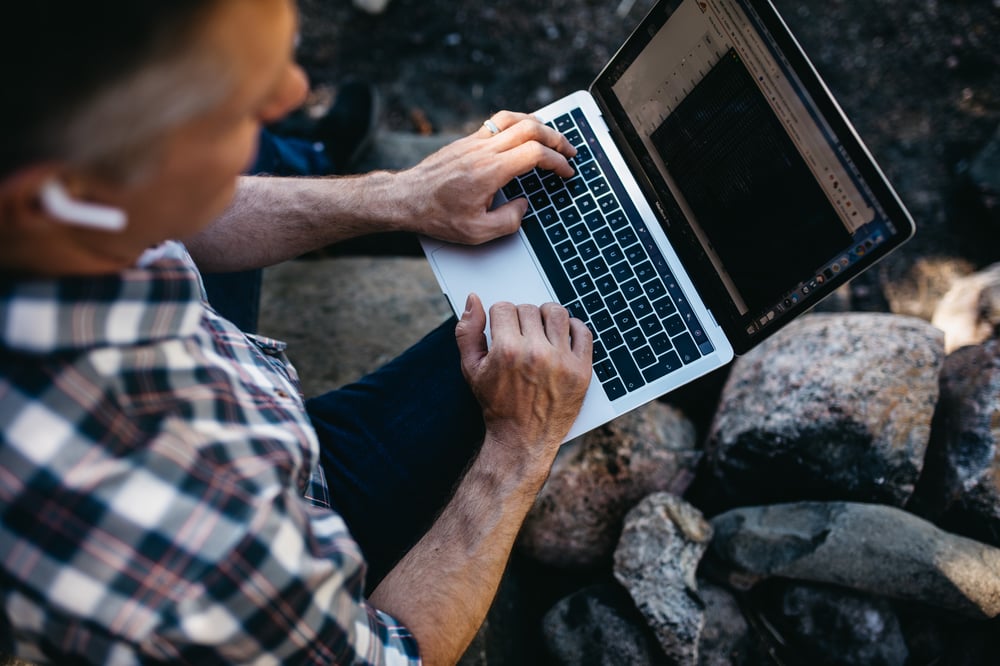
[483,119,501,135]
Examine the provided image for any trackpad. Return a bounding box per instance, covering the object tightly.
[429,233,555,316]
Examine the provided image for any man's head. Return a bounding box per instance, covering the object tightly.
[0,0,308,275]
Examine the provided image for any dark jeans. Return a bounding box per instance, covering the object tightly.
[307,319,484,584]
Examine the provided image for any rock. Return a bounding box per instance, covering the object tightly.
[931,262,1000,353]
[881,256,975,322]
[912,339,1000,546]
[760,582,909,666]
[259,257,451,397]
[613,493,713,666]
[519,403,699,569]
[697,580,756,666]
[540,583,665,666]
[708,502,1000,620]
[704,313,943,511]
[352,0,391,15]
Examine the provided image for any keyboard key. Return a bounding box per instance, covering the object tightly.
[566,300,586,322]
[529,190,551,211]
[634,261,656,283]
[586,257,609,277]
[616,228,638,247]
[564,256,586,278]
[565,129,583,146]
[551,190,573,210]
[606,209,629,229]
[568,223,591,244]
[580,162,601,180]
[631,296,653,319]
[582,292,604,313]
[592,227,616,248]
[653,295,676,318]
[623,327,646,351]
[577,240,599,261]
[555,239,576,261]
[597,194,618,214]
[567,178,589,198]
[602,377,627,401]
[591,309,614,332]
[672,332,702,364]
[521,173,543,193]
[604,291,628,313]
[601,328,623,350]
[634,345,656,369]
[546,224,569,244]
[664,314,685,336]
[594,359,616,382]
[644,281,667,301]
[649,332,673,354]
[596,275,617,296]
[624,244,647,264]
[575,144,593,164]
[583,209,604,230]
[554,114,574,132]
[537,206,560,227]
[602,245,625,265]
[639,313,664,337]
[591,178,611,197]
[573,274,595,296]
[642,350,682,382]
[611,261,634,282]
[593,339,608,361]
[613,310,636,331]
[561,207,582,226]
[543,173,566,194]
[621,278,642,300]
[610,346,645,392]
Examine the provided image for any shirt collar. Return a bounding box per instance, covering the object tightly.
[0,241,204,354]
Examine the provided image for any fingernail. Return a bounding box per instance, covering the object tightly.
[464,293,474,314]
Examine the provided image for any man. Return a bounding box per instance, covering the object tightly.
[0,1,592,664]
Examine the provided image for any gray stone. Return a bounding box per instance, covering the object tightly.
[519,403,699,569]
[708,502,1000,620]
[915,339,1000,546]
[541,583,665,666]
[705,313,943,509]
[614,493,713,666]
[697,580,754,666]
[931,262,1000,353]
[767,582,908,666]
[259,257,451,397]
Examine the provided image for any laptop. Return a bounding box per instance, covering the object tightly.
[421,0,915,441]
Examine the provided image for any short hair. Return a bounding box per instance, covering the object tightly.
[1,1,235,182]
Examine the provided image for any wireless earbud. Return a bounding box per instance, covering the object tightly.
[39,179,127,232]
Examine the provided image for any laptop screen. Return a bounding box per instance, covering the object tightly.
[590,0,914,353]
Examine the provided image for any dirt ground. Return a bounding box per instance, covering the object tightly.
[296,0,1000,300]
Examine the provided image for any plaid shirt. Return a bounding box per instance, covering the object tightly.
[0,242,421,665]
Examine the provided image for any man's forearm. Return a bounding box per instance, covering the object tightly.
[184,173,415,272]
[367,434,553,666]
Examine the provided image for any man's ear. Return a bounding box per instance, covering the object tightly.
[0,164,127,233]
[0,163,63,232]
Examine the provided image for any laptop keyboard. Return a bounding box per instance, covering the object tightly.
[502,108,714,401]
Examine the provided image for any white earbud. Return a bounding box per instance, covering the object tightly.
[39,179,127,232]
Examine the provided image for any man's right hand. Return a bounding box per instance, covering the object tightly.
[454,293,592,471]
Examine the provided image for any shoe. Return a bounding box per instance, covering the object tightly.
[313,80,381,174]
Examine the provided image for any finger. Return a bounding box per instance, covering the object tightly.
[489,118,576,160]
[540,302,571,349]
[455,293,488,369]
[488,301,520,341]
[568,317,594,361]
[515,303,544,338]
[476,198,529,240]
[477,110,533,138]
[501,141,576,179]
